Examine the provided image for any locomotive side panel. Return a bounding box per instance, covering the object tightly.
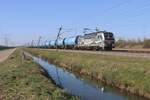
[76,31,115,50]
[77,32,105,50]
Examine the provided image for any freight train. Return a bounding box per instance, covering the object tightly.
[34,31,115,51]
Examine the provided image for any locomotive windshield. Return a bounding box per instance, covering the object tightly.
[104,32,114,40]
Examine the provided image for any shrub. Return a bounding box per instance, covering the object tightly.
[143,39,150,48]
[115,39,127,48]
[116,38,150,48]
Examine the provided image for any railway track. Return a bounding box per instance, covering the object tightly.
[36,48,150,59]
[113,48,150,53]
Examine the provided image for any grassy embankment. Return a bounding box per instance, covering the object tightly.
[26,48,150,99]
[0,49,77,100]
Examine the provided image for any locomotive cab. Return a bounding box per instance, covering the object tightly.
[103,32,115,49]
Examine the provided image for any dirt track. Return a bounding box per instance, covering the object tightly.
[0,49,16,63]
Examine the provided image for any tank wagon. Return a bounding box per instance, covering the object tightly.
[63,37,80,49]
[38,41,45,48]
[45,41,50,48]
[38,31,115,50]
[55,39,64,48]
[49,40,56,48]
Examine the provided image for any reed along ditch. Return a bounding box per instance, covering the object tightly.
[24,52,148,100]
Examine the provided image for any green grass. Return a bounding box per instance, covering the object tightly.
[0,49,77,100]
[25,48,150,99]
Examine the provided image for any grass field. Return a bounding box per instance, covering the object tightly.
[25,48,150,99]
[0,49,77,100]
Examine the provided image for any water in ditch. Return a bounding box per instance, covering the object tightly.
[25,52,147,100]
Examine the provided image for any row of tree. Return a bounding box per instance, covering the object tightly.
[0,46,13,50]
[116,38,150,48]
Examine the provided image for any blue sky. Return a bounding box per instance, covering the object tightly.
[0,0,150,46]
